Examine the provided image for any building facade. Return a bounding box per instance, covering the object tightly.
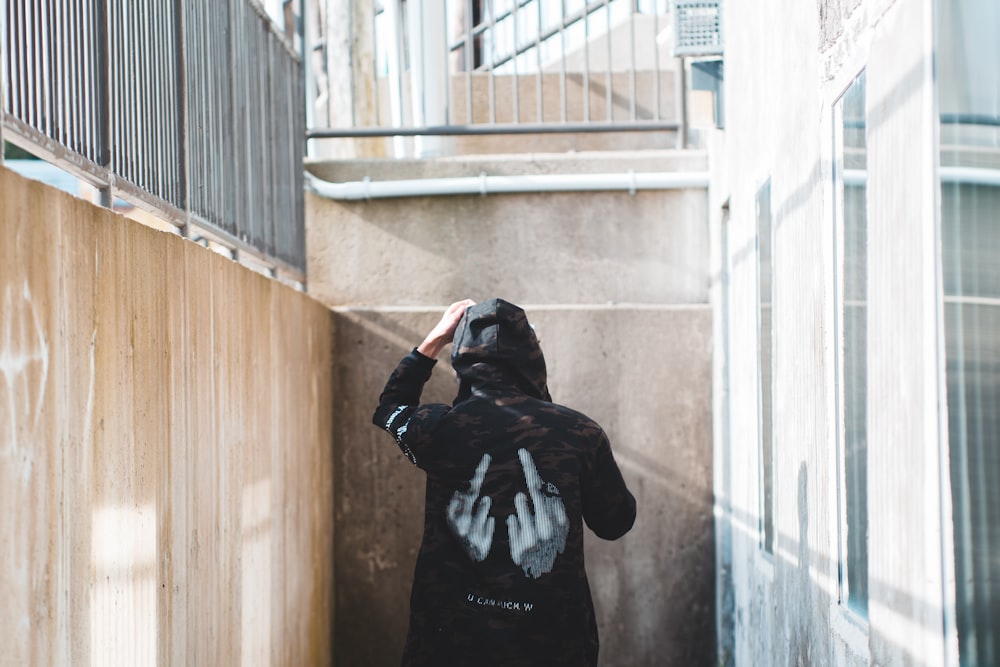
[711,0,998,664]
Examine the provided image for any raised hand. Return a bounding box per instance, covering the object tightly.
[418,299,477,359]
[446,453,495,562]
[506,448,569,578]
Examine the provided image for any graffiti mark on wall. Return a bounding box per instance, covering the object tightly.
[0,281,49,482]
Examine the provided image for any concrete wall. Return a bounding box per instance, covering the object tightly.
[713,0,958,665]
[0,166,335,665]
[307,150,715,666]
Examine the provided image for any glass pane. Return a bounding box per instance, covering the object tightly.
[938,0,1000,664]
[756,179,774,555]
[841,73,869,618]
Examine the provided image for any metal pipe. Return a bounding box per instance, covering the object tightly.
[307,169,709,200]
[844,167,1000,187]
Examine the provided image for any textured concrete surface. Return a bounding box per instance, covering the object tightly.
[309,145,714,666]
[333,305,713,667]
[0,165,335,666]
[306,151,709,309]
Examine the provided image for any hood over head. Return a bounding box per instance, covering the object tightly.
[451,298,551,404]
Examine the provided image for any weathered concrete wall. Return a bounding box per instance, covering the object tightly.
[308,151,714,666]
[714,0,957,664]
[307,151,709,308]
[0,166,335,665]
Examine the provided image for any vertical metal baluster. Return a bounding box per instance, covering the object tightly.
[40,0,51,136]
[242,7,250,242]
[225,0,235,233]
[192,0,204,220]
[70,0,80,154]
[460,0,476,125]
[217,0,224,225]
[583,0,590,122]
[211,0,220,225]
[629,0,637,121]
[260,8,267,244]
[143,0,153,194]
[13,0,23,121]
[166,0,178,205]
[98,0,111,205]
[164,0,175,202]
[175,0,189,227]
[464,0,472,123]
[26,0,37,130]
[115,0,125,182]
[184,0,195,218]
[442,0,453,128]
[57,0,67,146]
[3,0,13,125]
[154,0,165,200]
[231,0,241,235]
[1,0,7,158]
[124,0,136,185]
[511,0,519,123]
[487,0,495,124]
[134,0,144,189]
[558,0,566,123]
[654,0,661,121]
[534,0,542,123]
[157,0,167,201]
[49,0,61,147]
[371,0,379,128]
[207,0,216,224]
[604,0,611,122]
[81,0,93,159]
[140,0,153,192]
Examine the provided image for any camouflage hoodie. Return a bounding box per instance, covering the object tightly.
[373,298,636,667]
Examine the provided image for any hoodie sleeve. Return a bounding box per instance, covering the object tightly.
[372,348,451,467]
[581,430,637,540]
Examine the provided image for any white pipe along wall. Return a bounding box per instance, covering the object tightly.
[306,171,711,200]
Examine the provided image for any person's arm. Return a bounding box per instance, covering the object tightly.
[372,300,475,465]
[581,429,637,540]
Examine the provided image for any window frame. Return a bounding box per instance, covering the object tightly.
[832,69,870,621]
[755,177,776,557]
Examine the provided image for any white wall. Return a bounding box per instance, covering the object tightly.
[711,0,959,664]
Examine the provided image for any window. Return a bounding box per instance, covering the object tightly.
[756,179,774,555]
[834,72,868,618]
[938,1,1000,663]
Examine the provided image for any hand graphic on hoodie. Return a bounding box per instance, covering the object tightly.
[506,448,569,578]
[447,453,495,562]
[447,448,569,577]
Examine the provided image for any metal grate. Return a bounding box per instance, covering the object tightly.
[673,1,723,57]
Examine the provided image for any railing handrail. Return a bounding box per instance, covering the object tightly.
[2,0,305,280]
[306,0,691,151]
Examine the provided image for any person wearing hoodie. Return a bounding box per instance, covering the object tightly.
[372,298,636,667]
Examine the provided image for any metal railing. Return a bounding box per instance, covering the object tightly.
[306,0,692,152]
[2,0,305,278]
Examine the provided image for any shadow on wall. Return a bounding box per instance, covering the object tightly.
[718,460,954,667]
[331,304,715,667]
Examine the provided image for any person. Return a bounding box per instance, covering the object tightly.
[372,297,637,667]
